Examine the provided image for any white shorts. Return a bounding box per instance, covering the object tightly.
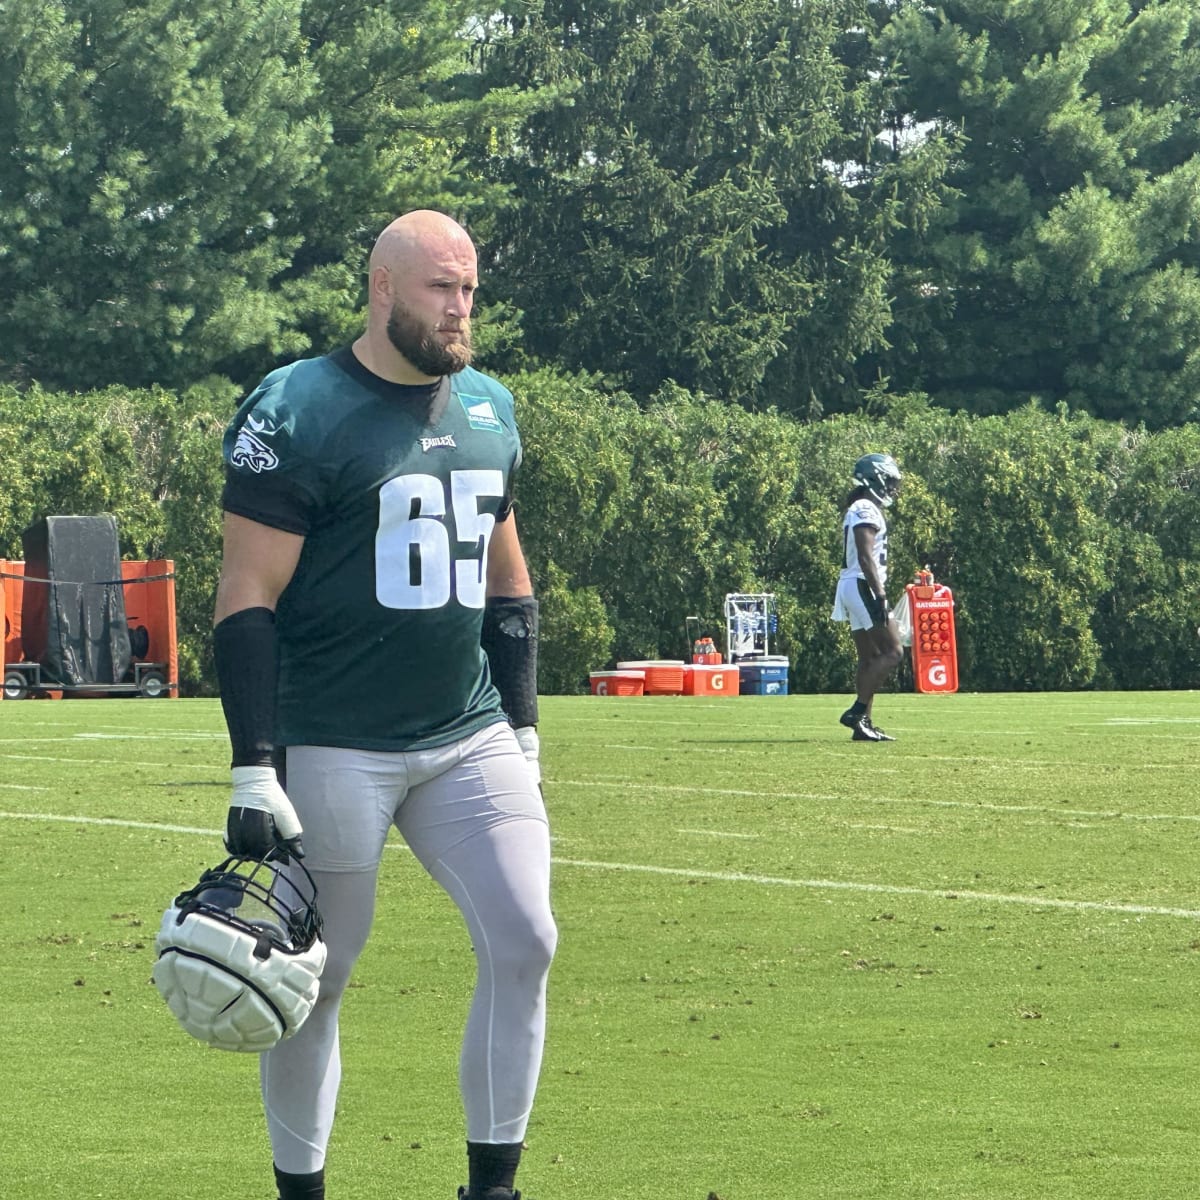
[831,575,879,632]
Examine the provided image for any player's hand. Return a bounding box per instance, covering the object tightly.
[225,765,305,862]
[514,726,541,789]
[867,591,888,627]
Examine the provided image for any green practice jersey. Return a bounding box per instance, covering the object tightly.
[222,347,520,751]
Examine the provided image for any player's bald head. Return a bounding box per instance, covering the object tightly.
[359,210,478,381]
[369,210,476,276]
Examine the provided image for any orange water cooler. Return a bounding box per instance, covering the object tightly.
[906,571,958,694]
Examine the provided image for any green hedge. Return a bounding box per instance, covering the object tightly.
[3,379,1198,695]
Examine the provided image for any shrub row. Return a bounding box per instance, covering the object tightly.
[2,378,1197,694]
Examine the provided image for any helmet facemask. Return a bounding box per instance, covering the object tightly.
[179,853,323,957]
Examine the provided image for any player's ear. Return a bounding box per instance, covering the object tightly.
[370,266,392,303]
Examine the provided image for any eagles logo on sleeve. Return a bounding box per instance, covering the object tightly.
[230,416,280,474]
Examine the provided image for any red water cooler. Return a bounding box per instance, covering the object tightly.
[906,571,958,694]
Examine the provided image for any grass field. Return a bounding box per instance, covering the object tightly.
[2,690,1199,1200]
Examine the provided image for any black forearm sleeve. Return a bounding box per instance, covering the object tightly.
[481,595,539,728]
[213,607,279,768]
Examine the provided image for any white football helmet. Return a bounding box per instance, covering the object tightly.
[152,853,327,1053]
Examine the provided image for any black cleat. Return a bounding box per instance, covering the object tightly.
[839,707,863,730]
[865,719,895,741]
[457,1190,523,1200]
[850,718,883,741]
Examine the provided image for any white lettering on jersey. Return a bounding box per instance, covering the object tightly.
[460,396,503,432]
[419,434,457,452]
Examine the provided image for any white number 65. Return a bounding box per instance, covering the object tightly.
[375,469,504,610]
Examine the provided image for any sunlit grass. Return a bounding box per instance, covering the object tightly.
[2,690,1198,1199]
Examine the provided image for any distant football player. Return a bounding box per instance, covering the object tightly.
[211,210,556,1200]
[831,452,904,741]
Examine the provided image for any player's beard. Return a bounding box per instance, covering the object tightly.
[386,302,472,377]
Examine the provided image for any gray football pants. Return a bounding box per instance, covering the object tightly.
[263,722,557,1174]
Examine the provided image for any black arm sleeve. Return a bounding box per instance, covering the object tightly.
[213,607,279,768]
[481,595,539,728]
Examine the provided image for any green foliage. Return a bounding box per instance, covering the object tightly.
[0,0,557,393]
[515,377,1200,693]
[905,405,1118,689]
[7,376,1200,696]
[873,0,1200,426]
[0,382,227,691]
[6,0,1200,694]
[0,0,325,390]
[535,562,615,694]
[1093,424,1200,687]
[5,0,1200,436]
[473,0,956,416]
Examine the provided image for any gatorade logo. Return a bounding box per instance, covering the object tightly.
[927,663,948,688]
[596,681,610,695]
[712,674,725,691]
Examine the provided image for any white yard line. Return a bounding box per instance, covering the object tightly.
[2,809,1197,920]
[561,777,1200,823]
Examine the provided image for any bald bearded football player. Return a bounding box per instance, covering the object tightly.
[210,210,557,1200]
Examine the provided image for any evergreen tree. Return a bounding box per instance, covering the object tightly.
[873,0,1200,426]
[472,0,955,416]
[0,0,555,392]
[0,0,326,390]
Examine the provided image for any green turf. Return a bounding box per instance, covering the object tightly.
[1,691,1198,1199]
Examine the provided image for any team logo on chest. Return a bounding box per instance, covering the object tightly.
[419,433,457,452]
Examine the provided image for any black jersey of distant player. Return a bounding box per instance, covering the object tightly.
[222,347,520,751]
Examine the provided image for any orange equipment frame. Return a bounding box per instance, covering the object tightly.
[1,557,178,699]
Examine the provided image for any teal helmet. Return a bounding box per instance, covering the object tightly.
[852,453,902,507]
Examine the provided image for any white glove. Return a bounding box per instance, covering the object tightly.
[514,726,541,788]
[225,765,305,861]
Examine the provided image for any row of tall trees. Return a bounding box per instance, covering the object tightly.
[0,0,553,391]
[4,1,1200,426]
[4,1,1200,694]
[4,379,1199,695]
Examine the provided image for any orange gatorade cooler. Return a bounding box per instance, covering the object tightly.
[617,660,686,695]
[905,575,958,694]
[682,663,740,696]
[589,670,645,696]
